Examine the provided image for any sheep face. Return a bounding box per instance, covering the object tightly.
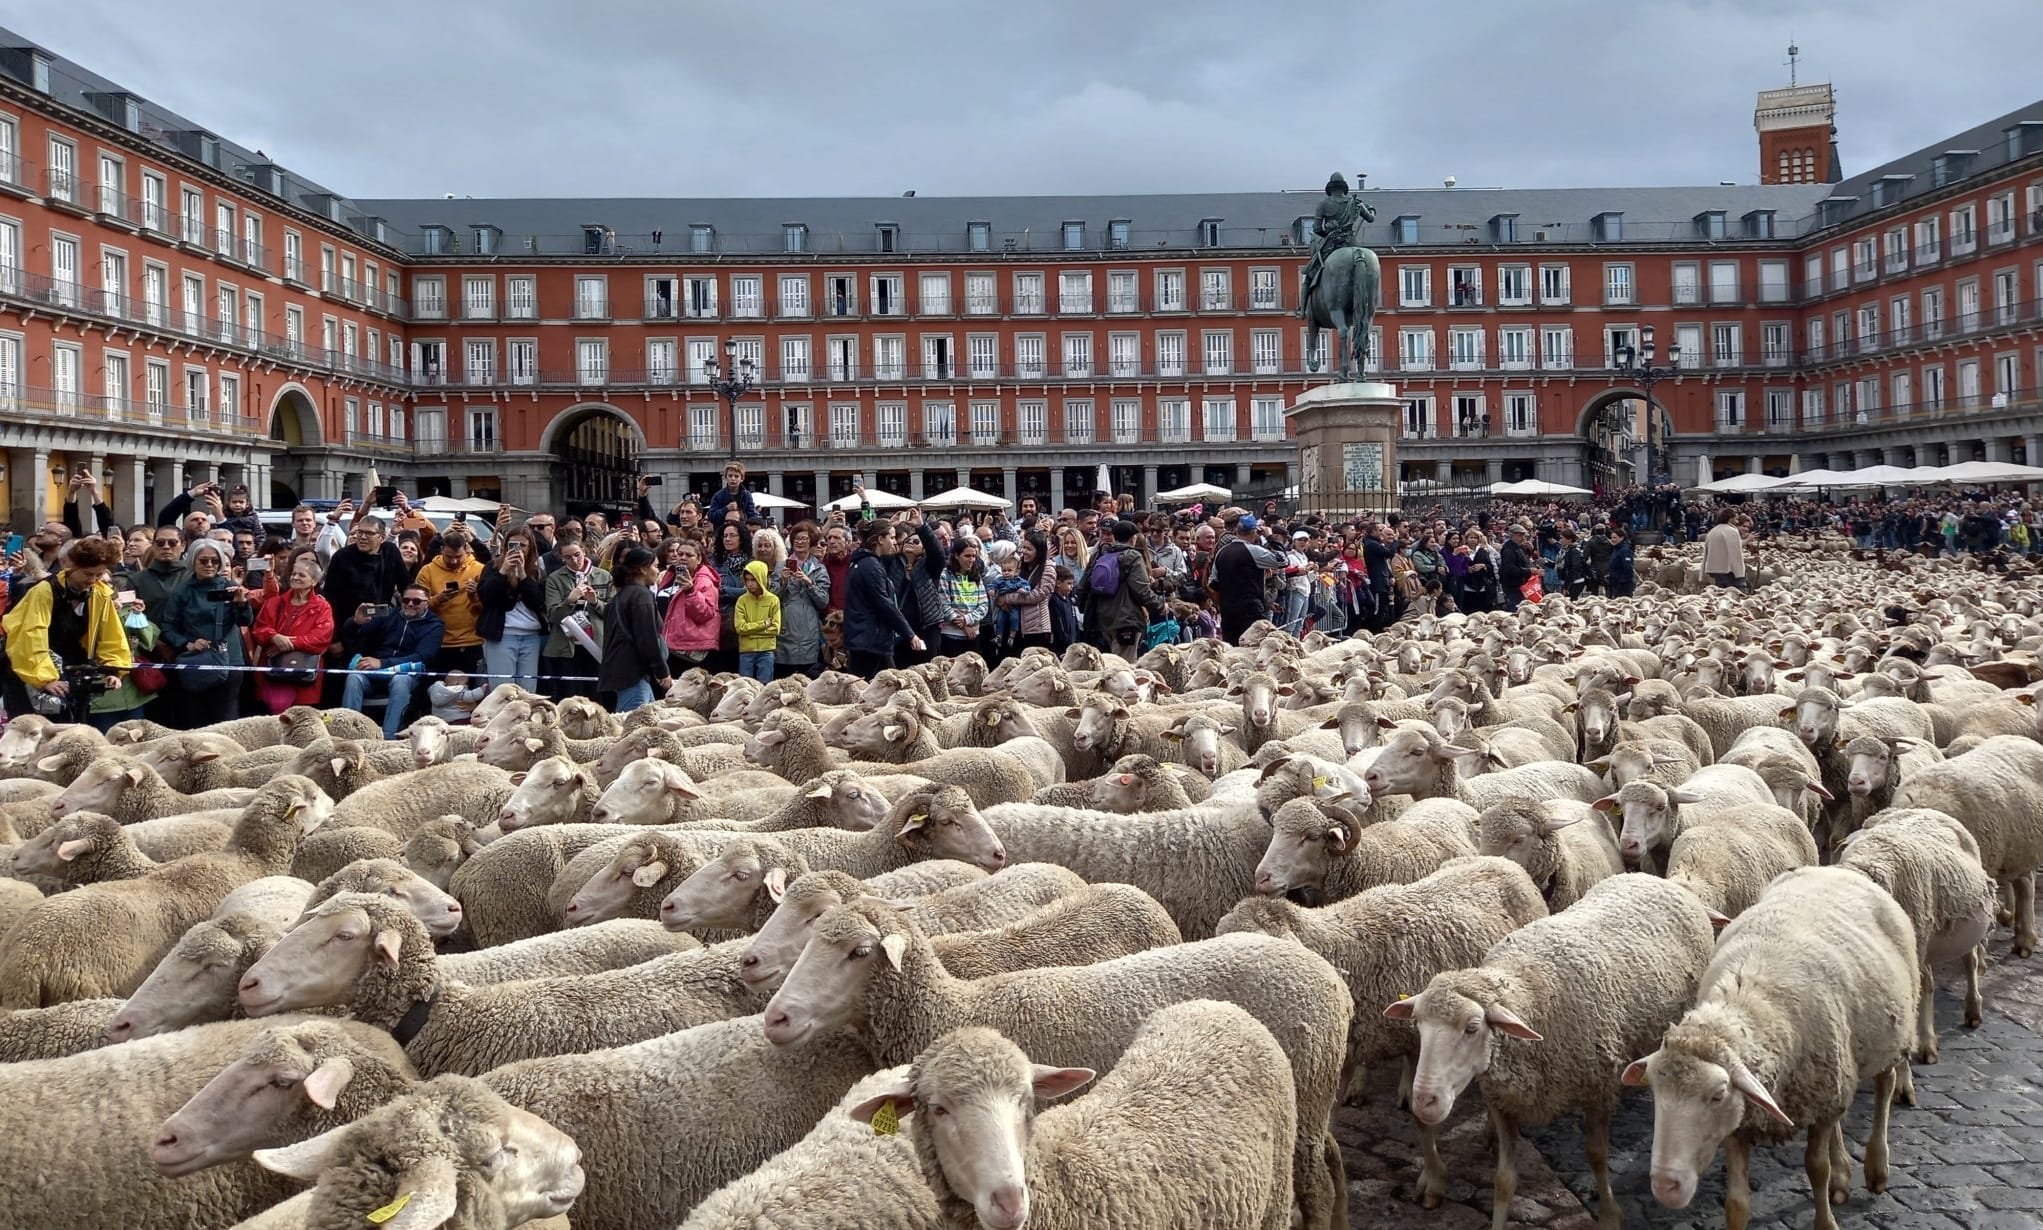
[661,839,780,932]
[1164,715,1236,778]
[1325,706,1397,759]
[238,900,391,1017]
[500,757,592,830]
[1387,985,1539,1127]
[1573,691,1621,750]
[797,771,894,831]
[1597,783,1689,868]
[739,872,863,988]
[1228,674,1285,730]
[944,654,988,696]
[1253,799,1352,898]
[762,904,903,1045]
[841,710,918,760]
[0,713,56,769]
[592,759,698,825]
[969,699,1038,746]
[1428,697,1472,742]
[7,812,114,877]
[1623,1047,1790,1211]
[557,695,614,739]
[47,758,147,818]
[847,1028,1093,1230]
[109,916,268,1042]
[1010,669,1073,709]
[741,682,793,723]
[1475,802,1572,877]
[807,670,862,706]
[1843,738,1902,799]
[1360,728,1451,799]
[1067,698,1124,754]
[1783,692,1841,749]
[314,860,464,938]
[131,736,230,791]
[709,680,760,725]
[405,717,455,768]
[858,671,911,708]
[1087,757,1162,813]
[893,787,1007,872]
[151,1023,368,1177]
[563,840,695,928]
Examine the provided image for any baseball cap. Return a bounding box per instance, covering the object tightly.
[1239,514,1259,531]
[1292,530,1311,540]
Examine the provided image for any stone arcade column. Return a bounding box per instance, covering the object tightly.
[1284,381,1400,516]
[111,456,147,527]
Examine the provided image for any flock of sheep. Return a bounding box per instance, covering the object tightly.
[0,533,2037,1230]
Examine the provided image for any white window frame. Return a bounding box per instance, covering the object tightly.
[731,274,763,319]
[1398,265,1430,308]
[1538,264,1570,305]
[1496,265,1531,306]
[1107,270,1139,314]
[918,272,951,316]
[778,274,810,318]
[1013,272,1045,315]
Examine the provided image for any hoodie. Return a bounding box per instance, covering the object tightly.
[733,560,782,654]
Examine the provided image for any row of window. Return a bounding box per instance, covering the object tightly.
[1807,264,2043,359]
[4,113,406,313]
[0,331,245,423]
[1812,182,2043,296]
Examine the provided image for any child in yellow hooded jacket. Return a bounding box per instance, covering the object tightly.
[733,559,781,683]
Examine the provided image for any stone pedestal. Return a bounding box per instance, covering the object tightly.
[1285,381,1400,514]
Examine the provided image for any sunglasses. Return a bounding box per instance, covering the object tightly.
[400,597,429,605]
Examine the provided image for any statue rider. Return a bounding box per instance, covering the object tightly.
[1299,172,1376,318]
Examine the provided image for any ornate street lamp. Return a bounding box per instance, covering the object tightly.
[702,338,757,462]
[1613,323,1680,490]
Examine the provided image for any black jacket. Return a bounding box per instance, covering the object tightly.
[1362,537,1395,595]
[477,568,549,642]
[844,548,916,655]
[1499,540,1534,589]
[597,582,666,692]
[322,543,410,628]
[1211,537,1267,621]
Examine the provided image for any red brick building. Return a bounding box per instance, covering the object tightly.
[0,26,2039,525]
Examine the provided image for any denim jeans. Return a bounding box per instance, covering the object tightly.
[343,669,421,738]
[1281,588,1310,634]
[614,679,656,713]
[738,651,776,683]
[483,632,546,692]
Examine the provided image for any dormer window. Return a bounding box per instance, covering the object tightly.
[690,224,715,253]
[1742,210,1775,239]
[371,218,389,244]
[967,221,990,251]
[1491,213,1520,243]
[1694,211,1726,240]
[784,223,808,253]
[28,50,50,93]
[1197,218,1221,247]
[1593,212,1623,242]
[875,223,899,254]
[1107,219,1130,250]
[1292,216,1313,245]
[1062,221,1085,250]
[326,197,343,223]
[422,226,450,256]
[1393,215,1420,244]
[473,226,499,255]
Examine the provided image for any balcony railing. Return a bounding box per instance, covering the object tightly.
[1797,295,2043,365]
[0,384,261,434]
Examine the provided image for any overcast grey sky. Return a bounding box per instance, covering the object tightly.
[22,0,2043,198]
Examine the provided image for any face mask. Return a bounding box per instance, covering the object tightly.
[123,611,148,629]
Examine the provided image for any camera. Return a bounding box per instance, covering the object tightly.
[204,589,231,604]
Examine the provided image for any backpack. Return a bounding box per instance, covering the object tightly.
[1087,550,1122,598]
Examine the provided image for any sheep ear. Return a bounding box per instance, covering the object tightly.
[36,754,67,773]
[1319,718,1340,730]
[1375,716,1398,730]
[880,932,908,971]
[507,772,528,787]
[121,764,147,787]
[1707,909,1733,931]
[1323,825,1352,853]
[1484,1004,1543,1041]
[763,866,789,903]
[805,782,835,799]
[1158,729,1183,742]
[372,929,404,968]
[896,811,929,838]
[1620,1059,1651,1087]
[1540,813,1582,835]
[375,1156,461,1230]
[522,737,544,754]
[1803,781,1834,801]
[848,1087,918,1125]
[1561,702,1579,713]
[1584,757,1611,773]
[1029,1065,1097,1101]
[667,774,702,801]
[1776,707,1797,720]
[252,1122,351,1180]
[1216,723,1237,736]
[1590,795,1620,814]
[1728,1061,1795,1126]
[301,1056,355,1110]
[190,751,222,764]
[631,861,669,888]
[55,838,92,862]
[1665,787,1706,805]
[881,725,904,742]
[330,757,347,778]
[758,729,788,746]
[1382,998,1415,1021]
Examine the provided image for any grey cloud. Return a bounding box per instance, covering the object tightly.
[20,0,2043,200]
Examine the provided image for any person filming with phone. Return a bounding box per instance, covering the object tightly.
[0,536,131,728]
[156,540,253,728]
[341,583,445,739]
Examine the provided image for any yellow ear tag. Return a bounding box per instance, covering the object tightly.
[1397,993,1412,1002]
[985,714,1000,726]
[870,1099,900,1137]
[366,1191,413,1224]
[1311,776,1327,789]
[908,814,926,826]
[285,803,303,819]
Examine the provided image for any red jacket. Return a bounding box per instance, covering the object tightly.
[252,590,336,661]
[661,564,722,654]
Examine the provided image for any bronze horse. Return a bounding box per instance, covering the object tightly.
[1303,245,1382,381]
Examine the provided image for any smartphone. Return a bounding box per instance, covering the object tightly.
[246,558,270,575]
[370,486,397,509]
[2,534,20,555]
[453,510,468,523]
[204,589,231,604]
[642,475,663,488]
[371,603,393,618]
[444,581,459,593]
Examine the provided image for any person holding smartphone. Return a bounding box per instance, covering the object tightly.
[412,529,486,698]
[478,527,547,693]
[156,540,253,728]
[0,537,131,728]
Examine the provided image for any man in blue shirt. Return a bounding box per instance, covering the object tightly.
[341,581,446,737]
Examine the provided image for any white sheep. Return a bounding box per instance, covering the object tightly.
[1623,866,1917,1230]
[437,919,701,983]
[760,898,1354,1230]
[46,758,257,824]
[1356,725,1605,810]
[1590,762,1779,872]
[250,1075,584,1230]
[1217,855,1547,1209]
[1389,874,1716,1230]
[848,1002,1298,1230]
[328,761,517,838]
[1840,807,1996,1065]
[1892,734,2043,956]
[1662,799,1819,920]
[1474,799,1623,910]
[1254,796,1478,904]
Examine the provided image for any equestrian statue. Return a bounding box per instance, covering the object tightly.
[1299,172,1381,381]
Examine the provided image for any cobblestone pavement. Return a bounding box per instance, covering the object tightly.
[1337,921,2043,1229]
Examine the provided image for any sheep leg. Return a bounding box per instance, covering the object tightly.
[1724,1136,1752,1230]
[1323,1128,1349,1230]
[1415,1117,1447,1209]
[1827,1118,1852,1205]
[1896,1054,1918,1107]
[1996,881,2014,928]
[1805,1119,1840,1230]
[1867,1064,1897,1195]
[1585,1106,1620,1230]
[1966,942,1986,1028]
[2015,869,2038,958]
[1488,1106,1519,1230]
[1916,963,1940,1064]
[1294,1135,1336,1230]
[1396,1054,1414,1109]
